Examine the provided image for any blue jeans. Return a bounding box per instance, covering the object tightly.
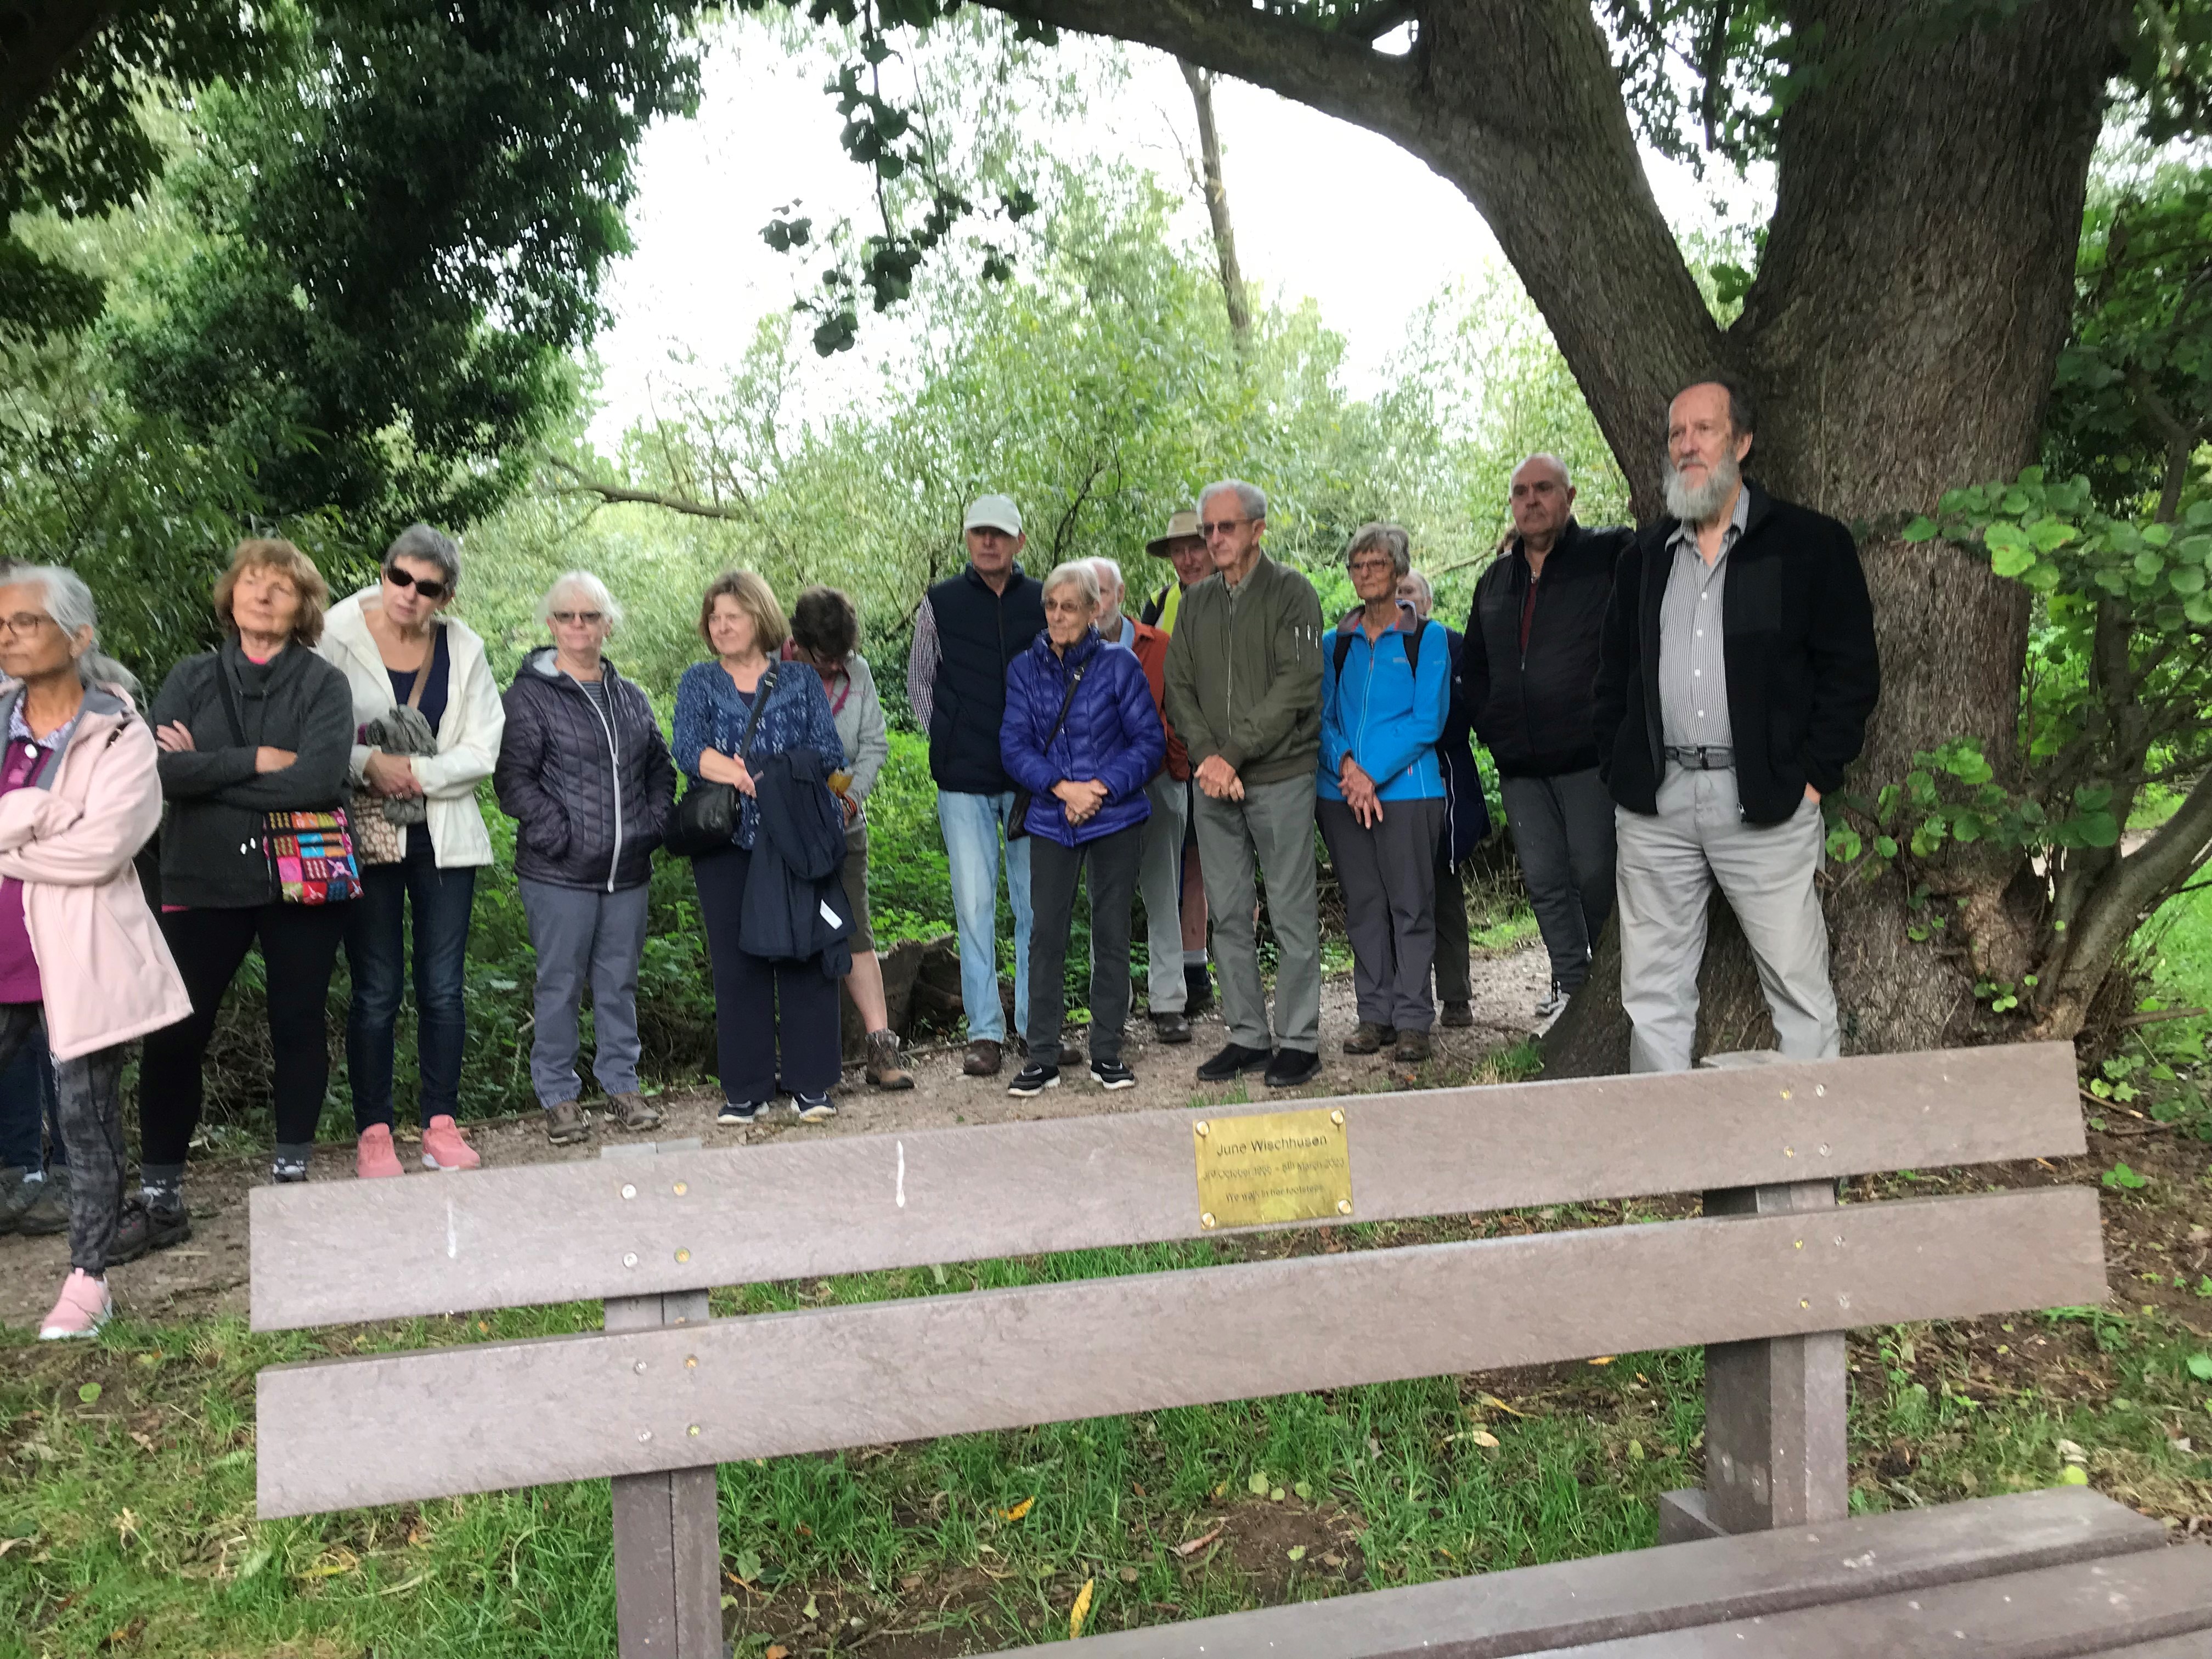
[0,1021,57,1172]
[936,790,1032,1043]
[345,833,477,1130]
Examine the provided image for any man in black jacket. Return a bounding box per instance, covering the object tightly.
[1593,378,1880,1072]
[906,495,1047,1076]
[1459,455,1631,1018]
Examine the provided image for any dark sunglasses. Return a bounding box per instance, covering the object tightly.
[385,567,450,601]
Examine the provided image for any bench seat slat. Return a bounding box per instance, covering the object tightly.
[1541,1541,2212,1654]
[249,1043,2084,1331]
[257,1186,2101,1517]
[988,1488,2161,1659]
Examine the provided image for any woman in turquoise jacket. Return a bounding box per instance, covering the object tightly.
[1318,522,1451,1063]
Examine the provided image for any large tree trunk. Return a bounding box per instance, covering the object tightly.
[989,0,2123,1068]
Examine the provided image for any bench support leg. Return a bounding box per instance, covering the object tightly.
[604,1142,723,1657]
[1660,1178,1848,1543]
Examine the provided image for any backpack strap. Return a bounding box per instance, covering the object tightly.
[1331,614,1425,681]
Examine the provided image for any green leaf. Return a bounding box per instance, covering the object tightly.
[1985,521,2036,578]
[2192,1354,2212,1382]
[77,1382,100,1404]
[1826,825,1863,862]
[2074,810,2120,848]
[1901,515,1940,543]
[1874,835,1899,859]
[2029,518,2078,552]
[2059,1465,2090,1486]
[1248,1471,1269,1495]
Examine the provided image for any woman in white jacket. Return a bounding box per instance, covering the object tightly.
[317,525,504,1175]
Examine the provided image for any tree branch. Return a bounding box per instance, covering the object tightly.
[2055,765,2212,1009]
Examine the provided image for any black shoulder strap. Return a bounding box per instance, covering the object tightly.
[736,665,778,759]
[212,651,248,747]
[1042,662,1085,752]
[1333,624,1423,681]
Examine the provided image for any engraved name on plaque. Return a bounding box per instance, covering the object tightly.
[1192,1105,1353,1231]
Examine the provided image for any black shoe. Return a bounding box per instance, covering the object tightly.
[1197,1042,1273,1082]
[1439,1001,1475,1028]
[1184,964,1215,1014]
[717,1099,763,1125]
[109,1198,190,1265]
[792,1093,837,1123]
[270,1154,309,1183]
[1264,1048,1322,1088]
[1090,1059,1136,1090]
[1153,1010,1192,1044]
[1008,1062,1060,1098]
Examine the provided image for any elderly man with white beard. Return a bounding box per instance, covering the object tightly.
[1592,376,1881,1072]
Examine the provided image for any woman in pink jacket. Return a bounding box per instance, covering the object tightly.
[0,567,191,1338]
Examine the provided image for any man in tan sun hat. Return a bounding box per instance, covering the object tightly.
[1138,509,1210,634]
[1136,506,1218,1022]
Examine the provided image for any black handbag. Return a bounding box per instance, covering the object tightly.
[1006,662,1086,843]
[664,665,777,859]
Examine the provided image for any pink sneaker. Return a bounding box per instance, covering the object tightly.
[356,1124,404,1180]
[420,1115,480,1171]
[39,1268,111,1340]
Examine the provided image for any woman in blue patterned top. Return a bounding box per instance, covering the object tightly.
[671,571,845,1125]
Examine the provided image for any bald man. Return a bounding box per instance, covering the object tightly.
[1459,454,1633,1023]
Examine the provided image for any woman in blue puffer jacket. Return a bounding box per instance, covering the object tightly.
[1000,561,1165,1097]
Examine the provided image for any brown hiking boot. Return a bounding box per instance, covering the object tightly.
[606,1092,663,1131]
[867,1030,915,1090]
[1440,1001,1474,1028]
[543,1099,589,1146]
[963,1039,1003,1077]
[1393,1029,1432,1064]
[1342,1021,1395,1055]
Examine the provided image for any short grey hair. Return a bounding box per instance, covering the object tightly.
[537,569,623,633]
[1042,560,1101,610]
[1400,569,1434,608]
[1,565,140,697]
[1197,479,1268,524]
[1346,522,1413,578]
[1515,452,1574,490]
[384,523,462,590]
[1087,556,1124,598]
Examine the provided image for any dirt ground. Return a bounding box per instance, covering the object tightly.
[0,947,1551,1331]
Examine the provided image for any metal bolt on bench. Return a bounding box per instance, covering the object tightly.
[247,1045,2212,1657]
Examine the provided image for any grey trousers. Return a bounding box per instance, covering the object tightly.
[1615,765,1838,1074]
[519,878,652,1107]
[1193,774,1322,1054]
[1502,768,1617,994]
[1320,796,1444,1032]
[1029,825,1142,1066]
[0,1005,123,1274]
[1136,772,1190,1013]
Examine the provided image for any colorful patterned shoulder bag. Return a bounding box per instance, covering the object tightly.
[215,657,363,905]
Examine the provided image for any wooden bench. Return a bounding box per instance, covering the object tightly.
[249,1043,2212,1656]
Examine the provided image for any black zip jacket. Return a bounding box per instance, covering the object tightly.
[152,640,357,909]
[1593,480,1881,825]
[495,648,676,892]
[1457,520,1631,778]
[740,747,853,979]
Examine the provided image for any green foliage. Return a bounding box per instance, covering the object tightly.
[2046,173,2212,512]
[0,1,268,339]
[110,0,708,534]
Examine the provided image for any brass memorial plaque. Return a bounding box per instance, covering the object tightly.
[1192,1107,1353,1231]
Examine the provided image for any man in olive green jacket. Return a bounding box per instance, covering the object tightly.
[1163,479,1326,1088]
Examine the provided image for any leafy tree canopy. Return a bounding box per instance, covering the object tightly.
[99,1,706,537]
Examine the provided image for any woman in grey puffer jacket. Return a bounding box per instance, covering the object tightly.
[493,572,676,1146]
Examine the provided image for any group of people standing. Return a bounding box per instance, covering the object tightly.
[905,375,1881,1094]
[2,371,1881,1346]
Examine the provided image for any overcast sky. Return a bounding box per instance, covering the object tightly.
[587,20,1772,449]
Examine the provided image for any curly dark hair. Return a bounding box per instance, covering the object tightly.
[789,585,859,662]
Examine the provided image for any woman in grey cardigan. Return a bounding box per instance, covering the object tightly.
[786,587,909,1088]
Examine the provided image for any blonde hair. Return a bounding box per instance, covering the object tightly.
[212,538,331,647]
[697,569,787,656]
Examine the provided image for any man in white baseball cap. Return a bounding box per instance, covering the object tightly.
[907,493,1047,1076]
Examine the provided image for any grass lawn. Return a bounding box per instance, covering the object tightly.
[8,1188,2212,1658]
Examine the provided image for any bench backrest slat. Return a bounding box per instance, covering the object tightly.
[256,1184,2102,1517]
[249,1044,2083,1331]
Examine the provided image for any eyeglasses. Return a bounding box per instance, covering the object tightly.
[550,610,605,625]
[0,614,54,637]
[1200,518,1250,539]
[385,567,450,601]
